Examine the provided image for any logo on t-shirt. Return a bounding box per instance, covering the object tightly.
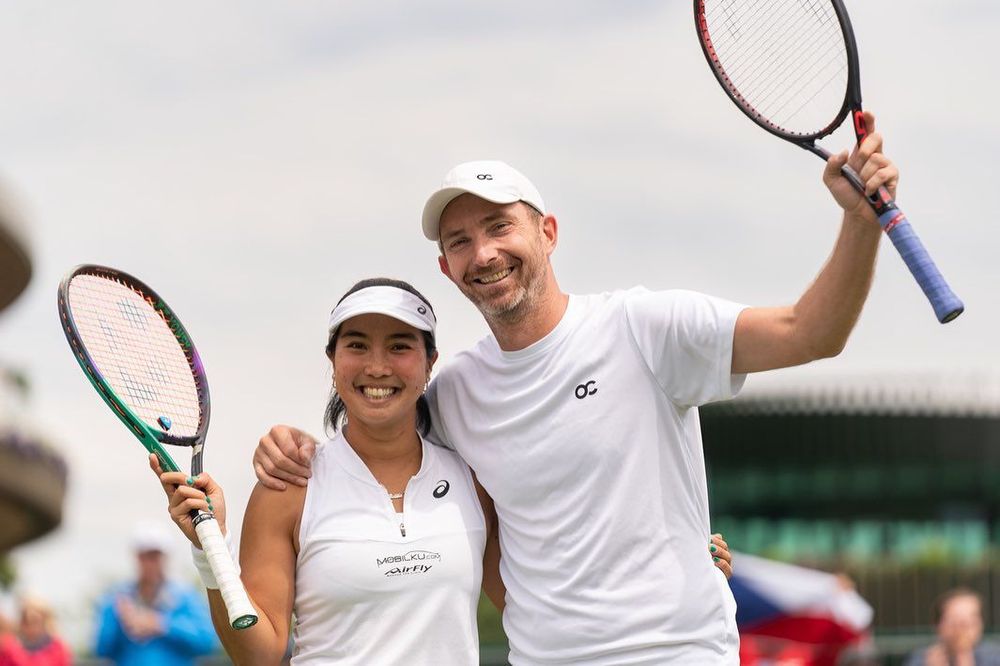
[433,480,450,498]
[574,380,598,399]
[376,550,441,577]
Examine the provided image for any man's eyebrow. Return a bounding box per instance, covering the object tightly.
[480,212,508,224]
[441,212,512,241]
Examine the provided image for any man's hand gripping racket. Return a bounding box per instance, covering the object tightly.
[824,112,895,224]
[57,264,257,630]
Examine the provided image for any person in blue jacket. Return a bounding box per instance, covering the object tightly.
[93,522,218,666]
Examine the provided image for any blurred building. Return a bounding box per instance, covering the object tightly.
[0,187,67,553]
[703,380,1000,655]
[0,193,30,313]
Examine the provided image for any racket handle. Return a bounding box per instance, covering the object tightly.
[194,515,259,630]
[876,202,964,323]
[836,161,964,323]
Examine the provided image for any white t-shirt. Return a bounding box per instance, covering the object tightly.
[428,288,747,665]
[292,432,486,665]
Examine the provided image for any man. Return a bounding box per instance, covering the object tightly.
[254,113,895,664]
[905,588,1000,666]
[93,522,218,666]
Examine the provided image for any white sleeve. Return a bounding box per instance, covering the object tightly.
[624,288,748,407]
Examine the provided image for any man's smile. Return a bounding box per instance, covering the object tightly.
[472,267,514,285]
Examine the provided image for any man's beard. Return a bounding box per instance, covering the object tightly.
[463,260,547,328]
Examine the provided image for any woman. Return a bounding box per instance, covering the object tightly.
[153,277,732,664]
[154,278,494,664]
[0,596,73,666]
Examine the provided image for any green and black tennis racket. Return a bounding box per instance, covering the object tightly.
[57,264,257,630]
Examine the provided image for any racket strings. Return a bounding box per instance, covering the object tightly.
[68,274,203,437]
[711,0,810,78]
[769,47,848,130]
[711,3,838,107]
[726,11,833,101]
[702,0,848,136]
[709,0,845,126]
[754,29,845,123]
[708,0,836,71]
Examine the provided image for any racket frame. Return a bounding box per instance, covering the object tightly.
[58,265,208,474]
[695,0,862,148]
[694,0,964,323]
[57,264,258,630]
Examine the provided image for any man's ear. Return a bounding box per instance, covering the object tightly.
[438,254,453,281]
[541,214,558,256]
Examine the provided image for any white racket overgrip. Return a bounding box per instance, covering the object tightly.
[194,514,258,629]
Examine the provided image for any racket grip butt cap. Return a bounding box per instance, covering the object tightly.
[194,516,259,630]
[878,209,964,324]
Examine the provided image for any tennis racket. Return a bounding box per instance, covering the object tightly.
[57,264,257,630]
[695,0,963,323]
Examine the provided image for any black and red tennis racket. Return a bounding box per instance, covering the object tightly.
[695,0,963,323]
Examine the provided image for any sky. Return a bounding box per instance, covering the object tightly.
[0,0,997,649]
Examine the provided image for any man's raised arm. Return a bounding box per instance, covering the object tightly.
[732,111,897,375]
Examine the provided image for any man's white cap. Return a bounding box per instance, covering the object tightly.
[131,521,173,554]
[421,160,545,241]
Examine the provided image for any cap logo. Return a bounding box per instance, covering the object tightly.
[417,306,427,315]
[476,173,493,180]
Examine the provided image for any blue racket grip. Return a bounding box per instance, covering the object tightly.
[877,205,964,323]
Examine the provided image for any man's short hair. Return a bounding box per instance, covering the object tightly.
[933,587,982,625]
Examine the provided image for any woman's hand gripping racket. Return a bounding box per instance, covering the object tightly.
[695,0,963,323]
[57,264,257,630]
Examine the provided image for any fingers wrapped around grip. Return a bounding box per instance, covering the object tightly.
[148,454,227,547]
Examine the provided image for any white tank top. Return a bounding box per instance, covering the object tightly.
[292,432,486,665]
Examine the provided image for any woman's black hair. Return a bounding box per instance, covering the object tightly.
[323,278,437,437]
